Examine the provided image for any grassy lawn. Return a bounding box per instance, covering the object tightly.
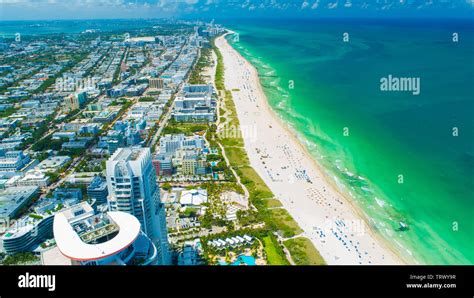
[162,123,208,136]
[189,48,212,85]
[262,235,289,265]
[238,166,272,195]
[284,237,326,265]
[265,199,283,208]
[269,208,303,238]
[225,147,250,166]
[220,137,244,148]
[223,92,240,126]
[212,38,307,261]
[212,38,225,91]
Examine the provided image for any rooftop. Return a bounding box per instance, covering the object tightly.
[54,208,141,262]
[72,213,119,244]
[41,246,73,266]
[0,186,39,219]
[180,188,208,206]
[113,147,146,162]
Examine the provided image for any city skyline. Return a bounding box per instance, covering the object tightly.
[0,0,472,294]
[0,1,472,270]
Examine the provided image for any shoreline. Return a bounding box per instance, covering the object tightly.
[216,32,407,265]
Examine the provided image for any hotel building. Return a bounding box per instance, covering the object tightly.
[64,92,87,111]
[171,84,216,123]
[106,147,170,265]
[52,201,157,265]
[148,78,164,90]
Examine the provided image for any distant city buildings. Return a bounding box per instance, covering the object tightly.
[99,120,145,154]
[37,156,71,173]
[0,186,39,221]
[11,169,50,188]
[154,134,209,176]
[180,152,207,175]
[159,133,206,156]
[148,78,164,90]
[64,91,87,111]
[0,150,33,174]
[152,154,173,176]
[172,84,216,123]
[0,20,221,265]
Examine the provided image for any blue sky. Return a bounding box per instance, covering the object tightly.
[0,0,473,20]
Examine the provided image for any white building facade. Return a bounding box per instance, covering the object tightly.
[106,147,170,265]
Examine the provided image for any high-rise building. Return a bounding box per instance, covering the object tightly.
[181,154,207,176]
[172,85,216,123]
[64,92,87,111]
[148,78,164,90]
[87,176,109,205]
[159,134,206,156]
[51,201,158,265]
[76,91,87,105]
[152,154,173,176]
[106,147,170,265]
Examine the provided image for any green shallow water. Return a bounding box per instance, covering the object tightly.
[224,18,474,265]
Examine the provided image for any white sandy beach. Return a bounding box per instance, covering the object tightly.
[216,34,403,265]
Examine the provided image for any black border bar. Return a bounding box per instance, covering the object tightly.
[0,265,472,297]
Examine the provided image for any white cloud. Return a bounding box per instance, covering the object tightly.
[1,0,473,20]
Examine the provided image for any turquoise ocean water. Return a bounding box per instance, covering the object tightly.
[1,18,472,265]
[223,18,474,265]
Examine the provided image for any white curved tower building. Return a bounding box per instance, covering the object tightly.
[106,147,170,265]
[53,202,157,265]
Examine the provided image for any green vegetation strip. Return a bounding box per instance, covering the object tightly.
[212,36,326,265]
[213,37,225,91]
[284,237,327,265]
[262,235,289,265]
[162,121,208,136]
[264,199,283,208]
[268,208,303,238]
[189,47,212,85]
[1,252,39,265]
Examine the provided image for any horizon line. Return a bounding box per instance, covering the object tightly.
[1,15,474,22]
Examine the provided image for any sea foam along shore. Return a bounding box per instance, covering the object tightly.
[216,32,405,265]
